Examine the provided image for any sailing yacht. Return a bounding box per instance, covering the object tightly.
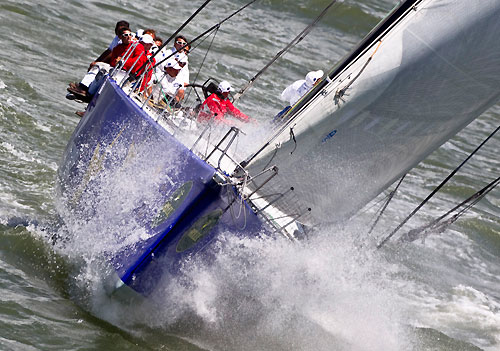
[58,0,500,296]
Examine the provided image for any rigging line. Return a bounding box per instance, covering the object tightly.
[367,173,406,236]
[289,126,297,155]
[377,124,500,249]
[233,0,339,103]
[152,0,259,72]
[185,27,220,103]
[149,0,212,63]
[439,176,500,224]
[151,70,175,112]
[351,191,392,219]
[261,144,280,171]
[445,181,499,227]
[225,183,248,230]
[132,0,213,78]
[401,176,500,243]
[335,40,382,103]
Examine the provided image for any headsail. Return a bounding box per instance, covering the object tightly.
[245,0,500,223]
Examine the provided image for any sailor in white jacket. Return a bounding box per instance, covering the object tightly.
[280,70,324,106]
[275,70,323,122]
[152,53,187,107]
[155,36,190,100]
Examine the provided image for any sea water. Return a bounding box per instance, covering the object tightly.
[0,0,499,350]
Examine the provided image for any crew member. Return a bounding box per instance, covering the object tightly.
[152,53,187,107]
[276,70,324,120]
[66,22,131,101]
[134,34,156,93]
[198,81,250,124]
[109,28,144,71]
[156,35,190,102]
[92,20,130,68]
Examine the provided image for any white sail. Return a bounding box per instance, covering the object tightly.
[246,0,500,224]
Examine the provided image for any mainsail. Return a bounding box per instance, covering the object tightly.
[245,0,500,224]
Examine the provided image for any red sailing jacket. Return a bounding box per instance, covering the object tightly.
[110,42,144,73]
[198,93,249,124]
[137,50,155,92]
[110,43,153,91]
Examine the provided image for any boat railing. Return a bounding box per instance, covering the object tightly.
[194,126,254,187]
[109,42,141,85]
[187,127,306,239]
[187,126,311,240]
[189,124,211,152]
[250,186,294,213]
[241,166,278,201]
[110,50,223,147]
[233,165,311,240]
[123,80,240,172]
[121,49,144,87]
[203,127,241,169]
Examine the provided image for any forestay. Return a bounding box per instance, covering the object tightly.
[245,0,500,224]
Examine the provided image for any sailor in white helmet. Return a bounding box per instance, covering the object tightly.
[152,52,188,107]
[276,70,324,120]
[281,70,324,106]
[198,80,251,124]
[156,35,190,102]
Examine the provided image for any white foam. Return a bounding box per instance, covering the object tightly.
[52,135,411,350]
[34,120,51,133]
[130,227,411,351]
[421,285,500,350]
[1,142,55,170]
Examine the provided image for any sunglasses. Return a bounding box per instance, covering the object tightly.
[121,33,132,37]
[176,40,187,46]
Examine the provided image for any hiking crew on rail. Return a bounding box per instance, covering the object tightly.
[65,20,251,125]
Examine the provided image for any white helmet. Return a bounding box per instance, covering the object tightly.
[174,52,188,65]
[141,34,155,44]
[305,70,324,86]
[218,80,233,93]
[165,57,182,70]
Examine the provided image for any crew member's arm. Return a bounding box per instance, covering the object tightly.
[96,49,112,63]
[88,35,120,70]
[226,100,250,122]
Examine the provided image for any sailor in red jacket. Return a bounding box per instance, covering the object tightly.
[134,34,156,92]
[109,28,143,71]
[198,81,250,124]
